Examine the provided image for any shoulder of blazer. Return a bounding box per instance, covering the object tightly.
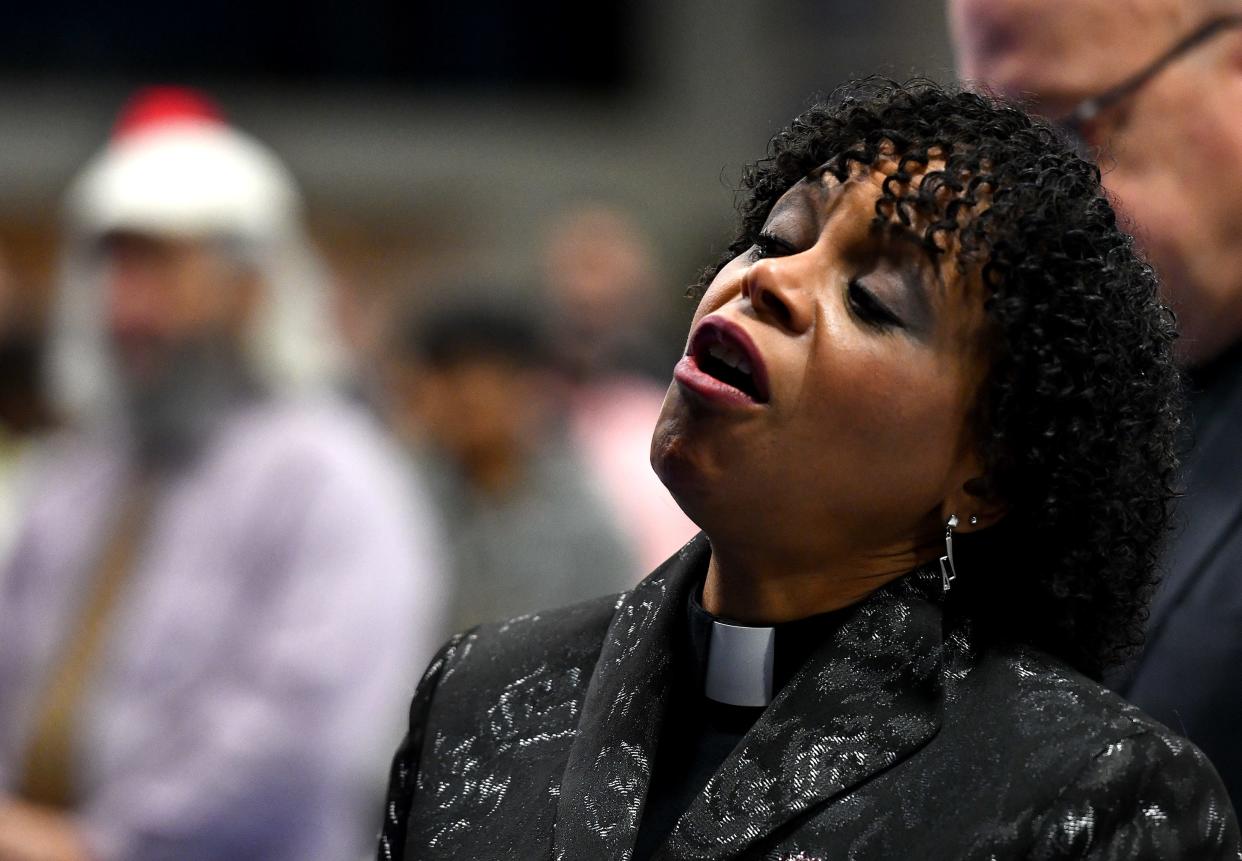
[427,532,711,708]
[1023,721,1241,856]
[406,590,631,763]
[950,644,1240,857]
[377,593,626,860]
[944,630,1159,736]
[931,634,1239,856]
[940,631,1216,784]
[438,590,627,690]
[379,631,470,860]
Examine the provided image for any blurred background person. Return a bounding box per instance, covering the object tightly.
[951,0,1242,806]
[388,297,635,631]
[0,244,58,563]
[542,203,681,385]
[541,204,697,573]
[0,88,446,861]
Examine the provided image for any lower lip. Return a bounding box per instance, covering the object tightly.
[673,355,764,410]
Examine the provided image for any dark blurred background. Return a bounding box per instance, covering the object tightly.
[0,0,954,337]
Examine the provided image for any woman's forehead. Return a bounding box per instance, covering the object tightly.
[769,159,986,311]
[804,152,952,191]
[771,155,953,235]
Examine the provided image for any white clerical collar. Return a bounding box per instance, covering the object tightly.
[704,620,776,707]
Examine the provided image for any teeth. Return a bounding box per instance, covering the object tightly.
[707,341,750,373]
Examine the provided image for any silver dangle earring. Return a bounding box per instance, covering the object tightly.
[940,514,959,594]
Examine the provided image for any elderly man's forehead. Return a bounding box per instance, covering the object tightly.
[951,0,1197,105]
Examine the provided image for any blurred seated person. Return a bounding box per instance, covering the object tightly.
[390,299,635,631]
[542,205,697,572]
[0,88,446,861]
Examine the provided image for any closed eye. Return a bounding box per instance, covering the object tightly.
[847,280,904,330]
[752,232,797,260]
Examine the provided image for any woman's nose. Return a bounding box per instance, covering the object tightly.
[741,258,814,334]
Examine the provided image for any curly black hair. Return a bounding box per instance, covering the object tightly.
[697,78,1182,680]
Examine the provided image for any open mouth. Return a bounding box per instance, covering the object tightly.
[684,317,770,404]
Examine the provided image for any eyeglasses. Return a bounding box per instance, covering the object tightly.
[1057,13,1242,153]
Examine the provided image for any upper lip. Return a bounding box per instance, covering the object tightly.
[686,315,771,403]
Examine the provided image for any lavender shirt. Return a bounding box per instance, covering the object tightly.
[0,397,447,860]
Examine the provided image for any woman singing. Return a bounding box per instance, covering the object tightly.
[379,79,1241,859]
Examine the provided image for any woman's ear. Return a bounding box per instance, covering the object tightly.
[940,474,1007,533]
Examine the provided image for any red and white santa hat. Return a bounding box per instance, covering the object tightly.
[66,86,300,244]
[52,88,343,418]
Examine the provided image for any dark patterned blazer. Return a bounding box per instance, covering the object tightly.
[379,535,1241,860]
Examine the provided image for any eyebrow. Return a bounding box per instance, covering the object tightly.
[883,221,945,271]
[764,185,817,228]
[883,220,945,322]
[757,185,822,252]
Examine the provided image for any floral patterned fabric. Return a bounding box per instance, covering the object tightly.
[380,534,1241,860]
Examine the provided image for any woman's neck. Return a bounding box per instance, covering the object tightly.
[701,544,930,624]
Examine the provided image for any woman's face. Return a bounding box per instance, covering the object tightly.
[650,161,994,574]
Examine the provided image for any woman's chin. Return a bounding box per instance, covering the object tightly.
[651,412,712,514]
[651,422,694,501]
[653,417,747,541]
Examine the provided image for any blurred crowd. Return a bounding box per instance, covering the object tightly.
[0,88,695,860]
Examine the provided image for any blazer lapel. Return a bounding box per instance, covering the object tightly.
[551,533,710,861]
[660,570,945,861]
[1146,371,1242,638]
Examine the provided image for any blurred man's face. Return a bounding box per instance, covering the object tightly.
[541,206,657,375]
[102,231,257,390]
[951,0,1242,365]
[410,358,547,472]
